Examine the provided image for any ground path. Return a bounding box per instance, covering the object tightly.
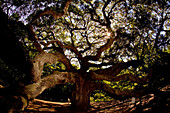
[24,85,169,113]
[24,98,136,113]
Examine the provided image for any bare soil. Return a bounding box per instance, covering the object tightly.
[24,85,170,113]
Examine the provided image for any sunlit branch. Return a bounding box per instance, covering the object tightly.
[31,52,74,83]
[24,71,74,99]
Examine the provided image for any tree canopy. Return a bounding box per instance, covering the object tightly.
[0,0,170,112]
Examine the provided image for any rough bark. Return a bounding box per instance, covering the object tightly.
[24,71,74,99]
[31,52,73,83]
[102,83,145,97]
[91,73,152,84]
[71,76,91,112]
[90,63,127,80]
[0,0,156,112]
[0,71,74,113]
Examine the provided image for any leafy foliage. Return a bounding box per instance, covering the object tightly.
[91,90,113,102]
[0,0,169,104]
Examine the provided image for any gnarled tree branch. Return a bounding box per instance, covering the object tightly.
[24,71,75,100]
[31,52,74,83]
[31,0,72,23]
[89,82,146,98]
[43,40,84,61]
[91,72,152,84]
[0,71,75,113]
[27,24,44,53]
[90,61,152,84]
[84,31,118,61]
[90,63,127,80]
[102,83,144,97]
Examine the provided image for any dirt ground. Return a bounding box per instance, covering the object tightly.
[24,95,169,113]
[24,85,170,113]
[24,98,136,113]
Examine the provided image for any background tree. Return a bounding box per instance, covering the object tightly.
[0,0,169,112]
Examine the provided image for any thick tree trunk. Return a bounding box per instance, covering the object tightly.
[71,76,91,112]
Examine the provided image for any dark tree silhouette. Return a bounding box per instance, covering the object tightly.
[0,0,169,112]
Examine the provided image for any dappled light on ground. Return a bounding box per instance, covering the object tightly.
[24,99,71,113]
[24,85,169,113]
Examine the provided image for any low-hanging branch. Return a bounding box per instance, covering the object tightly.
[88,82,146,98]
[0,71,75,113]
[24,71,75,100]
[90,61,152,84]
[91,73,152,84]
[89,60,142,78]
[31,52,74,83]
[102,83,145,97]
[90,63,127,80]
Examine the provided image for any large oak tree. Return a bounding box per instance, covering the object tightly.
[0,0,169,112]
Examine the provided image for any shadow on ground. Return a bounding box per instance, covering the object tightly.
[24,85,169,113]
